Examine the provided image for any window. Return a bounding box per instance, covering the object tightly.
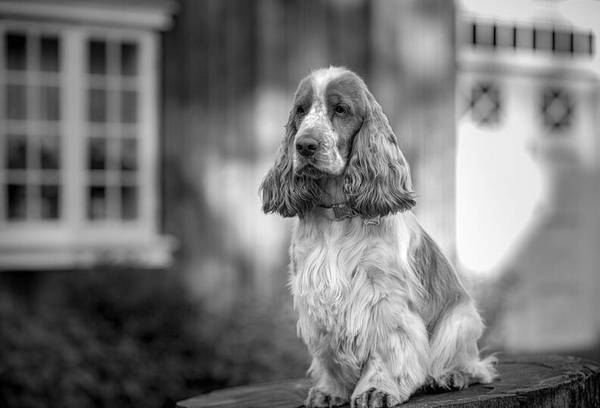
[0,13,171,269]
[541,88,575,133]
[3,31,62,221]
[466,20,595,57]
[468,82,501,126]
[85,38,140,221]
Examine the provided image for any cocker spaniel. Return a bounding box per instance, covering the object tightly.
[260,67,496,408]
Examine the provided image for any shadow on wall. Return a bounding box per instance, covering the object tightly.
[473,140,600,358]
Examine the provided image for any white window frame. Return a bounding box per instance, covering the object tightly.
[1,25,63,223]
[0,7,173,269]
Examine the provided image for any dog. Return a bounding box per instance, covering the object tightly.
[260,67,496,408]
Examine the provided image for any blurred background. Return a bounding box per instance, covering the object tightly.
[0,0,599,407]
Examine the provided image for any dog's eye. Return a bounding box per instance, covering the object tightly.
[296,106,306,116]
[334,105,348,115]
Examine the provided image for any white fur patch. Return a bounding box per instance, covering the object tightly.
[311,66,348,99]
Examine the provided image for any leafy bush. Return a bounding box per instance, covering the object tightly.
[0,268,308,408]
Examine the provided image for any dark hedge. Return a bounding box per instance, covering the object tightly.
[0,268,307,408]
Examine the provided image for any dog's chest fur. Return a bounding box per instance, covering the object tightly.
[289,214,418,360]
[291,217,363,330]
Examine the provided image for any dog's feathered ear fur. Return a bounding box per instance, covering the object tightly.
[260,109,320,217]
[344,89,416,218]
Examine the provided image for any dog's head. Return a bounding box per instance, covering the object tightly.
[260,67,415,218]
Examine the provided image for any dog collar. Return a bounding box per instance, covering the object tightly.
[316,204,380,225]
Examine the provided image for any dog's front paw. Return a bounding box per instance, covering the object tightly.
[434,370,474,390]
[305,387,348,408]
[352,388,404,408]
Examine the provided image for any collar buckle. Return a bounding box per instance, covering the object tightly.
[363,216,380,226]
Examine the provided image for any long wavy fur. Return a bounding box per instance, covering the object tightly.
[344,88,416,218]
[260,110,321,217]
[261,68,497,407]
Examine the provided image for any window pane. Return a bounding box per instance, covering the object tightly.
[496,25,515,48]
[120,137,137,171]
[535,28,552,51]
[574,32,591,55]
[40,85,60,120]
[5,32,27,70]
[120,42,138,76]
[555,31,572,54]
[470,82,501,126]
[88,137,106,170]
[121,185,137,220]
[40,184,60,219]
[516,27,534,49]
[6,84,27,119]
[120,90,137,123]
[541,88,574,132]
[88,186,106,220]
[40,36,60,72]
[6,134,27,169]
[475,23,494,47]
[7,184,27,220]
[88,88,107,122]
[88,40,106,74]
[40,134,60,169]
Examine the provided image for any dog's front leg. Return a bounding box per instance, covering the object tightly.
[349,274,430,407]
[306,356,354,408]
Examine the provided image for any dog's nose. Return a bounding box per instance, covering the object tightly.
[296,136,319,158]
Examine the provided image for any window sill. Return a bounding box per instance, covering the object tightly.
[0,234,177,271]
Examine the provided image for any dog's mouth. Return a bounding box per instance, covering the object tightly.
[296,164,326,179]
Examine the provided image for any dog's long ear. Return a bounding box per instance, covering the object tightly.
[344,89,415,218]
[260,109,319,217]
